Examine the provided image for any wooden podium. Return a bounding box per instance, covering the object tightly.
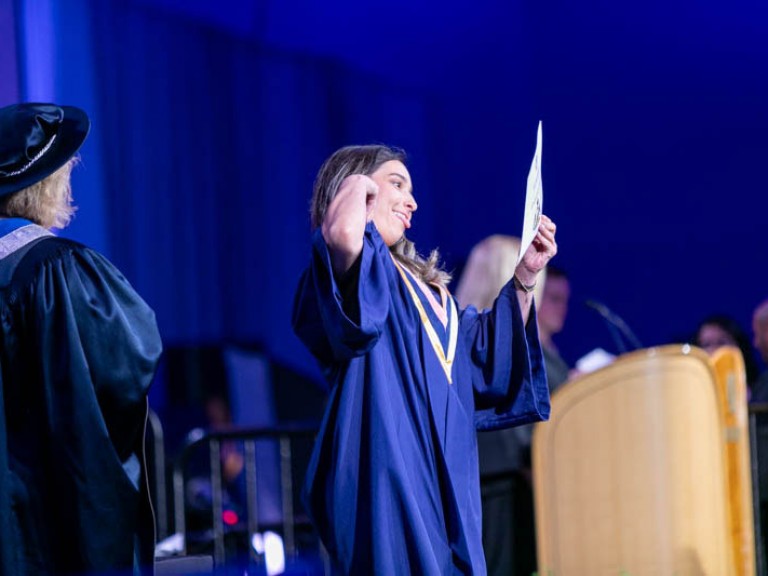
[532,344,755,576]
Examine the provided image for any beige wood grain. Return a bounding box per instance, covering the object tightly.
[533,345,734,575]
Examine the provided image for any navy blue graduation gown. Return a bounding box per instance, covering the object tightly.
[292,223,549,575]
[0,219,162,575]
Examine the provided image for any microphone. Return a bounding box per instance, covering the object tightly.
[585,299,643,354]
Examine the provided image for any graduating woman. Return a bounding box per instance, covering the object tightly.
[292,145,557,574]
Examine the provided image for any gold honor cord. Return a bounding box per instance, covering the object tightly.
[392,257,458,384]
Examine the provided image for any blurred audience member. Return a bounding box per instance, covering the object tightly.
[751,300,768,402]
[537,264,572,391]
[749,300,768,566]
[455,234,563,576]
[205,394,245,484]
[185,393,245,533]
[455,235,545,312]
[693,314,760,388]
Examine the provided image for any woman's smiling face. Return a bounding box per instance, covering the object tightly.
[369,160,418,246]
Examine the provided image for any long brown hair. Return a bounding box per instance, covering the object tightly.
[311,145,450,286]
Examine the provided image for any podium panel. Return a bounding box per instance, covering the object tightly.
[711,346,755,576]
[533,345,734,575]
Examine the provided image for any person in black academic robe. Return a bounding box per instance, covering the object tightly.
[292,145,558,574]
[0,103,162,575]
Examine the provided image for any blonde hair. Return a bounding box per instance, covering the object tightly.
[0,157,78,229]
[455,234,545,310]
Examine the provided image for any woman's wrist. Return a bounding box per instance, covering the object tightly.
[513,273,537,294]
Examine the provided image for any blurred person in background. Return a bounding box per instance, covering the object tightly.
[693,314,760,390]
[456,237,569,576]
[0,103,162,575]
[535,264,572,391]
[750,301,768,402]
[748,300,768,569]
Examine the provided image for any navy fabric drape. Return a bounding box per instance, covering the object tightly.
[0,219,161,575]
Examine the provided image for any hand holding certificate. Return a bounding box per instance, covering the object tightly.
[513,121,557,300]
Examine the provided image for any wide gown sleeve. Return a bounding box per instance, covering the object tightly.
[460,277,550,430]
[292,223,391,364]
[32,245,163,457]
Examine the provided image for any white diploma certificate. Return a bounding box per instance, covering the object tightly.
[517,120,543,266]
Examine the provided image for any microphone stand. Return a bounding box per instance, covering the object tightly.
[585,299,643,354]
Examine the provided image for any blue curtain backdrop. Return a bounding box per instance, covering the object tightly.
[8,0,768,383]
[0,0,19,104]
[85,1,448,381]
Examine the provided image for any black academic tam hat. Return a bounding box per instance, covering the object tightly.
[0,102,90,198]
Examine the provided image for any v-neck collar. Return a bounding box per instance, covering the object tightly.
[392,256,458,384]
[415,276,448,329]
